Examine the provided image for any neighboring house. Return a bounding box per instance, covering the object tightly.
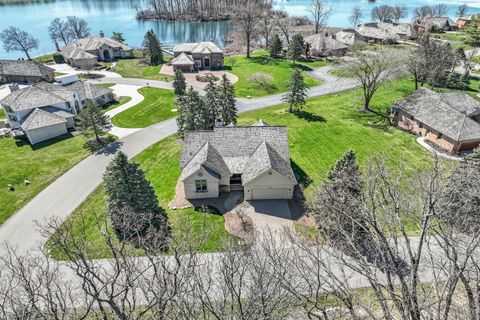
[0,81,114,144]
[355,23,400,43]
[417,17,457,32]
[0,60,55,84]
[335,29,366,46]
[304,34,349,57]
[376,22,419,40]
[457,14,480,29]
[179,121,297,201]
[392,88,480,154]
[60,33,134,69]
[172,42,224,72]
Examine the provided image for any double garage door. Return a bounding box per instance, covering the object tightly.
[250,187,291,200]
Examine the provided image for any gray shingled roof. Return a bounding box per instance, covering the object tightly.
[61,36,132,59]
[64,81,113,100]
[253,119,269,127]
[173,42,223,54]
[20,108,67,130]
[420,17,456,28]
[172,52,195,65]
[181,126,296,184]
[335,29,366,46]
[356,24,400,41]
[304,34,348,51]
[180,142,231,181]
[0,60,54,78]
[394,88,480,141]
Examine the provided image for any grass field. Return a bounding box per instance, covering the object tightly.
[102,96,132,113]
[0,108,4,119]
[0,135,91,225]
[111,87,176,128]
[47,78,432,259]
[225,51,322,98]
[114,57,173,82]
[33,53,54,64]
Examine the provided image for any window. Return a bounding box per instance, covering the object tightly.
[419,123,423,129]
[438,133,443,139]
[195,180,208,193]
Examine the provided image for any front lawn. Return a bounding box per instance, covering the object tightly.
[226,51,322,98]
[111,87,176,128]
[0,135,91,225]
[114,57,173,82]
[0,108,4,119]
[33,53,54,64]
[102,96,132,113]
[48,135,231,260]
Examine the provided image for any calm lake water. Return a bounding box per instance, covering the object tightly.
[0,0,479,59]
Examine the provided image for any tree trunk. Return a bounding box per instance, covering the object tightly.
[246,36,251,58]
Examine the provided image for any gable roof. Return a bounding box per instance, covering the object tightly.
[376,22,418,38]
[394,88,480,141]
[61,36,132,59]
[420,17,456,28]
[335,29,366,46]
[180,142,231,181]
[304,34,348,51]
[0,60,54,77]
[173,42,223,54]
[181,125,296,184]
[356,24,400,41]
[171,52,195,65]
[20,108,67,130]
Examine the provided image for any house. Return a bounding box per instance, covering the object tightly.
[392,88,480,154]
[457,14,480,29]
[0,81,114,144]
[60,33,134,69]
[376,22,419,40]
[417,17,457,32]
[179,121,297,201]
[335,29,366,46]
[304,34,349,57]
[172,42,224,72]
[355,23,400,43]
[0,60,55,84]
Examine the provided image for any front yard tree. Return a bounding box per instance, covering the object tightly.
[111,32,125,44]
[288,34,305,65]
[216,74,237,125]
[48,18,71,46]
[0,26,38,60]
[204,79,219,120]
[456,4,469,18]
[283,68,308,113]
[232,2,262,58]
[104,151,169,251]
[309,0,332,34]
[173,69,187,96]
[268,34,282,58]
[465,15,480,47]
[143,29,163,66]
[65,16,90,40]
[177,87,213,136]
[349,6,363,28]
[76,101,112,142]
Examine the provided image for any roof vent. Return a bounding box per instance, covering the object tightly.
[8,83,19,93]
[215,119,223,128]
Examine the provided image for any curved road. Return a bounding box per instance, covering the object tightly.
[0,65,358,256]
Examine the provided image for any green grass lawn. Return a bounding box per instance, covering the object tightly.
[48,135,231,260]
[97,83,115,88]
[0,108,4,119]
[47,77,432,259]
[111,87,176,128]
[102,96,132,113]
[226,51,322,98]
[33,53,54,64]
[0,135,91,225]
[329,67,356,78]
[114,57,173,82]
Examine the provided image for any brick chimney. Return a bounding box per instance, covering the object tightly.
[99,30,105,38]
[8,83,19,93]
[215,119,223,128]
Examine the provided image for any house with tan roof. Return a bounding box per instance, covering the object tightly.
[0,81,114,144]
[417,17,457,32]
[392,88,480,154]
[172,42,224,72]
[304,34,349,57]
[0,60,55,84]
[179,121,297,200]
[60,33,134,69]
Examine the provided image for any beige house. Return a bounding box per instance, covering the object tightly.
[180,121,297,200]
[172,42,224,72]
[0,81,113,144]
[392,88,480,154]
[0,60,54,84]
[335,29,366,46]
[60,33,134,69]
[305,34,349,57]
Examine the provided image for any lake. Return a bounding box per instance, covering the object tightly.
[0,0,479,59]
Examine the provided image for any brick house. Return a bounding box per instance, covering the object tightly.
[392,88,480,154]
[172,42,224,72]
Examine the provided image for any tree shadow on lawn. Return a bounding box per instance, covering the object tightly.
[294,110,326,123]
[291,160,313,188]
[83,135,124,155]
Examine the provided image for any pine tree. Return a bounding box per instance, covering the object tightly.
[282,68,308,113]
[173,69,187,96]
[75,101,111,142]
[111,32,125,44]
[176,87,214,136]
[327,150,362,196]
[465,16,480,47]
[268,34,282,58]
[216,74,237,125]
[287,34,305,65]
[204,79,219,122]
[143,29,163,66]
[104,151,169,251]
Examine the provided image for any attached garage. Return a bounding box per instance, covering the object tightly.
[25,123,68,144]
[20,108,69,145]
[244,170,295,201]
[249,187,292,200]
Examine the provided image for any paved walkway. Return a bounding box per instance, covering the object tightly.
[417,137,464,161]
[105,84,144,138]
[0,65,358,256]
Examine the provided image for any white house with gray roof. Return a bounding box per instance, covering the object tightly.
[180,122,297,200]
[0,60,55,84]
[1,81,114,144]
[172,42,224,72]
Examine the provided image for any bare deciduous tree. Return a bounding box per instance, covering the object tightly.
[0,26,38,60]
[232,1,264,58]
[309,0,332,34]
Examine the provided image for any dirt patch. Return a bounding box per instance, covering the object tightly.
[294,214,324,245]
[224,202,255,244]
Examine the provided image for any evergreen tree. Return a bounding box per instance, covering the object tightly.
[466,147,480,167]
[327,150,362,196]
[268,34,282,58]
[143,29,163,66]
[287,34,305,65]
[465,15,480,47]
[282,68,308,113]
[75,101,111,142]
[216,74,237,125]
[111,32,125,44]
[173,69,187,96]
[176,87,214,136]
[204,79,219,121]
[104,151,169,251]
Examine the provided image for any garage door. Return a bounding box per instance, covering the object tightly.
[251,188,290,200]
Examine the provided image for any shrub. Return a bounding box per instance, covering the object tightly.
[248,72,273,88]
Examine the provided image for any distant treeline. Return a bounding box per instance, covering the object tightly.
[137,0,272,21]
